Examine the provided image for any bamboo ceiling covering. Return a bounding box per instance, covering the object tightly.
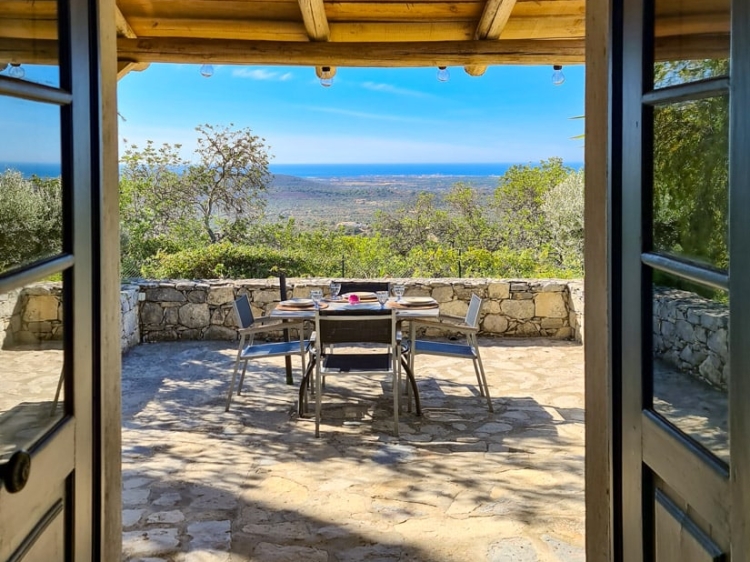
[0,0,731,78]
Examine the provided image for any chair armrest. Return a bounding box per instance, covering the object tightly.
[238,318,305,335]
[409,318,478,333]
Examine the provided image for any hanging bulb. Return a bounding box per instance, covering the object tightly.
[8,63,25,79]
[436,66,450,82]
[319,66,333,88]
[199,64,214,78]
[551,64,565,86]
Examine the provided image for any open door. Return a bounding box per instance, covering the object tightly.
[612,0,750,559]
[0,0,105,558]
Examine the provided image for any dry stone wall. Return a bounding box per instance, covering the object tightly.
[653,287,729,390]
[1,283,140,353]
[1,283,63,348]
[137,278,582,342]
[4,279,732,391]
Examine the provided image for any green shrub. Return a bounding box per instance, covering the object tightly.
[141,242,314,279]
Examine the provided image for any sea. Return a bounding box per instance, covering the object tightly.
[2,161,583,180]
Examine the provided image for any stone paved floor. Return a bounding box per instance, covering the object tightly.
[0,337,732,560]
[119,339,586,562]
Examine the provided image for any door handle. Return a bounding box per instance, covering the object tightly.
[0,450,31,493]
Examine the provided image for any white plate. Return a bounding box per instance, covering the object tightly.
[400,297,436,306]
[281,298,314,308]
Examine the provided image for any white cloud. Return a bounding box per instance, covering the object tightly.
[361,81,429,98]
[232,68,294,81]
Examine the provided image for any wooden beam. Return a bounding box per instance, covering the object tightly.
[298,0,330,41]
[114,37,586,66]
[117,60,149,80]
[475,0,518,38]
[4,34,729,67]
[125,18,309,41]
[465,0,518,76]
[115,5,138,39]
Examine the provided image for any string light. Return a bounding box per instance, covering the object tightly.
[319,66,334,87]
[551,65,565,86]
[8,64,25,79]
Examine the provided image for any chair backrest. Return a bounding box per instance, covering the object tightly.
[315,308,395,348]
[465,294,482,328]
[233,295,256,330]
[338,281,390,295]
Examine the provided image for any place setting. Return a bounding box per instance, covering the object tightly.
[276,290,329,311]
[386,296,439,309]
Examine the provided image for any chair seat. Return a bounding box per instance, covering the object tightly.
[412,339,476,359]
[241,340,309,360]
[322,353,392,373]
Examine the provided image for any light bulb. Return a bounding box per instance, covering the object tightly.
[199,64,214,78]
[319,66,333,88]
[437,66,450,82]
[552,65,565,86]
[8,63,25,79]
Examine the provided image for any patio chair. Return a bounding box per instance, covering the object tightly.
[405,293,494,412]
[300,307,419,437]
[225,295,309,411]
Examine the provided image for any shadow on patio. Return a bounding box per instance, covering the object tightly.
[120,338,586,561]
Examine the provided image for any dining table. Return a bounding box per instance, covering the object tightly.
[270,294,441,418]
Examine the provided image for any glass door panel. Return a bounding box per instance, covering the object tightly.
[0,0,60,87]
[0,97,63,275]
[0,279,67,463]
[651,270,729,464]
[654,0,730,87]
[652,95,728,270]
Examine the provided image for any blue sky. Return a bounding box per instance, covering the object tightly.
[116,63,584,165]
[0,63,584,166]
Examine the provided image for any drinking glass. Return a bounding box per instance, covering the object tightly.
[376,290,389,308]
[310,289,323,309]
[392,284,405,302]
[329,282,341,300]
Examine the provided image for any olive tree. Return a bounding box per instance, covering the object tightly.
[0,170,62,271]
[119,123,272,274]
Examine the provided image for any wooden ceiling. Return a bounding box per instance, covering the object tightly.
[0,0,731,79]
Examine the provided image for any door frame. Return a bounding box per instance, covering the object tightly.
[583,0,617,558]
[585,0,750,560]
[93,0,123,558]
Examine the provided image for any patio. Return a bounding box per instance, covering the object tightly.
[119,338,585,561]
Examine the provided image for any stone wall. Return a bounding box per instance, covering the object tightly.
[1,278,588,351]
[1,283,141,353]
[1,283,63,348]
[566,281,584,344]
[121,285,141,352]
[136,278,581,342]
[653,287,729,390]
[0,287,23,349]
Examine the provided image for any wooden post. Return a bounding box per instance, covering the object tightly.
[278,271,294,385]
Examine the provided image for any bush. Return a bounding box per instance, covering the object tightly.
[0,170,62,271]
[141,242,314,279]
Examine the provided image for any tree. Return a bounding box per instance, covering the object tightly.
[119,123,272,274]
[0,170,62,271]
[541,169,584,273]
[652,59,729,271]
[372,192,450,255]
[491,157,573,252]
